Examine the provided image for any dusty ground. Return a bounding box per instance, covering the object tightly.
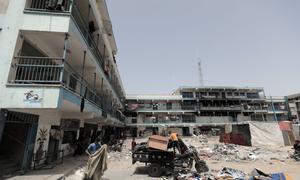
[66,136,300,180]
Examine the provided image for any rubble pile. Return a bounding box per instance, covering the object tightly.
[107,139,132,162]
[207,144,290,163]
[183,136,291,163]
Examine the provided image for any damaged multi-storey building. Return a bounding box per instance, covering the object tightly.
[0,0,125,173]
[0,0,295,176]
[125,86,290,136]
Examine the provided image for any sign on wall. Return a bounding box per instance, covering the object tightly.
[24,90,43,103]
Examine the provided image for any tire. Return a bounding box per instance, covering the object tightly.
[195,160,209,173]
[148,163,162,177]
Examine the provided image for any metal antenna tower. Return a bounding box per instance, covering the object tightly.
[198,60,204,87]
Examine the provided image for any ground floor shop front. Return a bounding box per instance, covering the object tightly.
[0,108,124,176]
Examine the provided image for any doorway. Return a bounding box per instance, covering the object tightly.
[0,110,38,175]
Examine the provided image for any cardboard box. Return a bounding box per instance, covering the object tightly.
[147,135,169,151]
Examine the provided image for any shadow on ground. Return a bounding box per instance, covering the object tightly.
[133,166,149,175]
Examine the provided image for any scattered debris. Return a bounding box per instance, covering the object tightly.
[216,167,247,180]
[183,136,290,163]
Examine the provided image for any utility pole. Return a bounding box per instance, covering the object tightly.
[198,60,204,87]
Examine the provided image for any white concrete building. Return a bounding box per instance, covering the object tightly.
[0,0,125,173]
[125,87,290,136]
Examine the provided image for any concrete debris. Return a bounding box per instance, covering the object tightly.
[216,167,247,180]
[107,140,132,161]
[183,136,290,163]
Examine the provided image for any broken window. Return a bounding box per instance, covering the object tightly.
[182,92,194,98]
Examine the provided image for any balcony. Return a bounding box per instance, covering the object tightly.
[126,116,235,126]
[131,105,197,112]
[25,0,72,13]
[200,106,243,111]
[70,1,124,102]
[9,54,126,123]
[13,56,103,108]
[24,0,124,103]
[14,56,64,84]
[142,118,196,125]
[226,95,247,99]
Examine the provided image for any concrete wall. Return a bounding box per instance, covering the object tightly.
[34,111,61,153]
[196,116,232,124]
[0,0,69,109]
[237,114,251,122]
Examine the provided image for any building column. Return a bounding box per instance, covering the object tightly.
[270,96,278,121]
[189,126,194,136]
[60,33,69,82]
[80,51,87,95]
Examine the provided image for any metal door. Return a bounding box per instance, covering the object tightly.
[21,123,38,173]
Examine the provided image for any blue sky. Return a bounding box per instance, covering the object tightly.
[106,0,300,96]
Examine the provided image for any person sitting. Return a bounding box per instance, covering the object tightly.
[86,137,102,156]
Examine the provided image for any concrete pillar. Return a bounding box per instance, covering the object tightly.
[158,126,163,135]
[189,126,194,135]
[80,119,85,128]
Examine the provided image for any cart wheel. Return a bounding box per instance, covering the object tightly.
[195,160,209,173]
[148,163,162,177]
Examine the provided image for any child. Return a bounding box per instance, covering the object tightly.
[131,138,137,151]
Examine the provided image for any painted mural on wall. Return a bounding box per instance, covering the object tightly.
[35,127,48,163]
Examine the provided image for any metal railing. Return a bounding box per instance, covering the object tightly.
[128,116,235,125]
[63,61,104,109]
[200,106,243,111]
[12,56,125,122]
[132,105,197,111]
[71,3,124,101]
[14,57,64,84]
[24,0,124,102]
[26,0,72,12]
[109,110,126,123]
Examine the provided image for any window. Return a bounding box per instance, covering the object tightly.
[166,102,172,110]
[182,92,194,98]
[227,92,232,96]
[182,115,196,123]
[234,92,239,96]
[247,93,259,98]
[208,92,214,96]
[131,118,137,123]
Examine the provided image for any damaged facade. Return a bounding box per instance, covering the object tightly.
[0,0,297,177]
[0,0,125,173]
[125,87,290,136]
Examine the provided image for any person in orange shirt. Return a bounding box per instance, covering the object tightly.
[169,132,181,154]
